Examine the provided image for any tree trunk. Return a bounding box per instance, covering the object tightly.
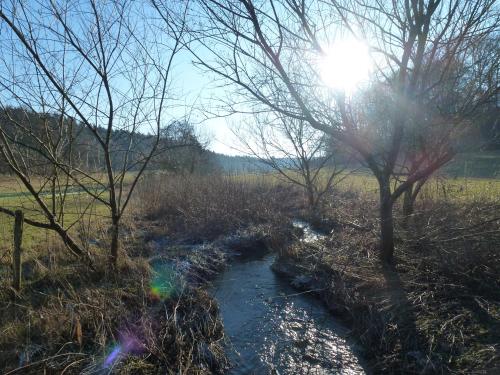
[402,183,414,228]
[13,210,23,291]
[306,186,315,211]
[52,222,93,267]
[379,179,395,263]
[109,220,120,268]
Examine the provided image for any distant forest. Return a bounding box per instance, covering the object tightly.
[1,106,499,178]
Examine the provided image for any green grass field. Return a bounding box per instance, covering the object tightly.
[444,151,500,178]
[0,193,110,257]
[0,175,115,260]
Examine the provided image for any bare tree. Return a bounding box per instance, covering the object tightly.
[154,120,214,175]
[397,32,500,220]
[235,113,346,214]
[0,0,186,267]
[179,0,499,263]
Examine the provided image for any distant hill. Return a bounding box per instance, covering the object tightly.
[208,150,500,179]
[3,106,497,179]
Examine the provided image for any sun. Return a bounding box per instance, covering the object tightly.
[319,37,372,93]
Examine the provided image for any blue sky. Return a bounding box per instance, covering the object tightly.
[172,49,242,155]
[0,0,241,155]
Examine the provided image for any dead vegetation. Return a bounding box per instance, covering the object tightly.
[0,243,229,374]
[136,173,300,241]
[0,203,231,374]
[2,171,499,374]
[0,173,297,374]
[275,192,500,374]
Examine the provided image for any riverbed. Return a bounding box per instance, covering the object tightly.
[211,222,365,374]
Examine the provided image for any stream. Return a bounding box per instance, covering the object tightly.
[211,221,365,374]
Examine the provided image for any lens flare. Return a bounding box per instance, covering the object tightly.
[149,260,177,300]
[101,261,181,369]
[103,330,145,368]
[120,331,143,354]
[104,345,122,367]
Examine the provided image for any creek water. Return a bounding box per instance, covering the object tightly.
[211,222,365,374]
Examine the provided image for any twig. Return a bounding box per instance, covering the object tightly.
[4,353,86,375]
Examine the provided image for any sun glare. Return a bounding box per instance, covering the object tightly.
[319,38,372,93]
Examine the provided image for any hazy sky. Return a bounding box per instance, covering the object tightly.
[0,0,241,156]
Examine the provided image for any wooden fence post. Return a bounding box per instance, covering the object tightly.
[13,210,23,291]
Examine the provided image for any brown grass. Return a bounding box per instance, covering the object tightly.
[135,172,301,242]
[0,248,229,374]
[2,170,498,374]
[1,172,299,374]
[275,192,500,374]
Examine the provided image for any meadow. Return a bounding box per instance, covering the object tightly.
[1,0,498,371]
[237,169,500,201]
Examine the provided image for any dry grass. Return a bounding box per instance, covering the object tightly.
[135,172,300,242]
[276,192,500,374]
[0,245,229,374]
[1,170,498,374]
[0,173,241,374]
[1,172,298,374]
[250,169,500,203]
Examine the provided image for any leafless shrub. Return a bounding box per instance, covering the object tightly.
[136,173,300,241]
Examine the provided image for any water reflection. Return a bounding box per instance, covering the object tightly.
[211,253,364,374]
[292,219,326,243]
